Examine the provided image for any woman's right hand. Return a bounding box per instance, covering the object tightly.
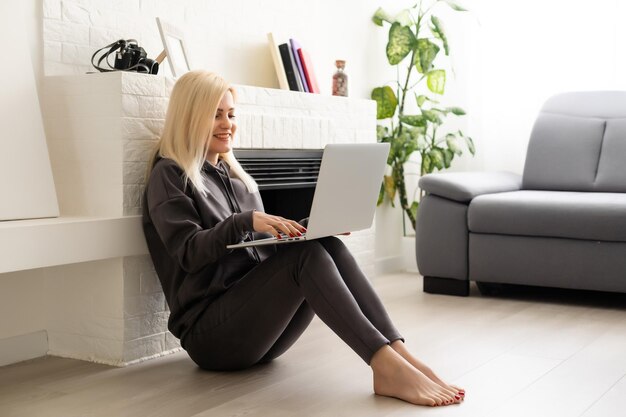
[252,211,307,239]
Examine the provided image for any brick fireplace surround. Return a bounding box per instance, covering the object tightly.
[25,72,378,366]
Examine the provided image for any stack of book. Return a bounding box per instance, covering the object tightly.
[267,33,320,93]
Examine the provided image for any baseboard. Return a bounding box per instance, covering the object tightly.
[46,346,184,368]
[401,236,418,273]
[0,330,48,367]
[375,255,405,275]
[122,347,183,367]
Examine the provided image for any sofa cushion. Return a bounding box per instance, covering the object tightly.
[522,91,626,193]
[595,118,626,192]
[522,113,606,191]
[468,190,626,242]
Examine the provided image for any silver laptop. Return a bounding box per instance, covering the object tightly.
[226,143,390,249]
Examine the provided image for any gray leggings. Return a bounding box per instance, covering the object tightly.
[183,237,403,371]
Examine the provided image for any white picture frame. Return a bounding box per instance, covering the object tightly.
[156,17,192,78]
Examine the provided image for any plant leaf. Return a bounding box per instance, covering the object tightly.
[415,94,439,108]
[447,106,466,115]
[372,7,394,26]
[426,69,446,95]
[386,141,396,165]
[422,152,432,174]
[383,175,396,203]
[421,109,443,124]
[377,182,386,206]
[413,39,440,74]
[430,107,449,115]
[376,125,389,141]
[371,86,398,119]
[404,137,417,159]
[464,135,476,155]
[443,148,454,168]
[399,114,426,127]
[430,15,449,55]
[405,126,428,151]
[445,133,462,155]
[386,22,417,65]
[410,201,419,220]
[394,131,415,163]
[442,0,468,12]
[408,124,427,139]
[429,148,445,170]
[416,133,429,150]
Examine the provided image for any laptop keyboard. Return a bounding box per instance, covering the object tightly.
[278,232,307,241]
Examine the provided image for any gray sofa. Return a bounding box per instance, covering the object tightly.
[415,91,626,296]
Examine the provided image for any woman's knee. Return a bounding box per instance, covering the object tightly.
[284,241,334,285]
[297,240,336,267]
[289,240,325,261]
[318,236,347,252]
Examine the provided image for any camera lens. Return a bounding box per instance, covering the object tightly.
[138,59,159,75]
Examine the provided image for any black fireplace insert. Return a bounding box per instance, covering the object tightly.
[233,149,323,222]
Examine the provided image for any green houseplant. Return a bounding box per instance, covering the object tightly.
[372,0,474,231]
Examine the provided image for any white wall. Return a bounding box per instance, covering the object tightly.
[0,270,46,338]
[465,0,626,174]
[36,0,406,97]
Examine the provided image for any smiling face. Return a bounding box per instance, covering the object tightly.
[206,90,237,165]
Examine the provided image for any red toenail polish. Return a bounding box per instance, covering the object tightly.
[455,395,460,400]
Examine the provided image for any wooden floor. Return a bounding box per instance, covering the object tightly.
[2,272,626,417]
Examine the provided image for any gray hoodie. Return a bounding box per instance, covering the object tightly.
[142,157,277,343]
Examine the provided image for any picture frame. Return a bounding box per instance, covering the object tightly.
[156,17,192,77]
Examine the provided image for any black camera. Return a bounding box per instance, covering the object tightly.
[92,39,159,75]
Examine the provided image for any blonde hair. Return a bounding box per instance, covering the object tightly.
[146,70,258,196]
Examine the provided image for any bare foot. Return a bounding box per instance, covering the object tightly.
[391,340,465,402]
[370,345,461,407]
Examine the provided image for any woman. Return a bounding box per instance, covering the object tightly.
[142,70,464,407]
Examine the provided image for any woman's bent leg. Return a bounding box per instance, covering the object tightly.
[258,301,314,364]
[318,237,464,403]
[316,237,403,343]
[184,240,390,370]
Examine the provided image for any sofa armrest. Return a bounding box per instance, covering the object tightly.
[419,172,522,203]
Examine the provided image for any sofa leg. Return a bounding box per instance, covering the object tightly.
[476,281,506,296]
[423,276,470,296]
